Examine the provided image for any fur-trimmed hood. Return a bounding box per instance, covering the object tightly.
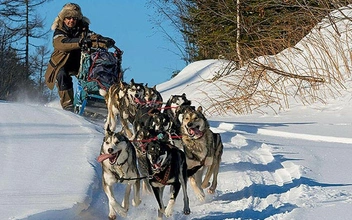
[51,3,90,30]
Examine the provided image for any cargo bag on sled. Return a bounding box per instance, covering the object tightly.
[74,48,123,115]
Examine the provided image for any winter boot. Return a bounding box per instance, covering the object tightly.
[58,89,74,112]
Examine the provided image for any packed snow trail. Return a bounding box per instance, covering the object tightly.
[77,119,352,219]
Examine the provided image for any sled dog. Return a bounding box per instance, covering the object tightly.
[97,128,141,219]
[144,84,163,108]
[132,127,155,194]
[164,93,191,133]
[180,106,223,201]
[100,78,145,138]
[133,105,171,135]
[163,93,192,149]
[145,136,191,219]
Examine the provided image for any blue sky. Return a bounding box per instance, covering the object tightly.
[38,0,185,86]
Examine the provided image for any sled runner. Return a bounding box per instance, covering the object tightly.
[74,43,123,116]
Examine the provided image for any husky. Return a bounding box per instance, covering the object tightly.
[163,93,192,148]
[163,93,191,130]
[100,79,145,138]
[145,136,191,219]
[132,127,175,195]
[132,127,155,194]
[180,106,223,201]
[144,84,163,108]
[97,128,141,219]
[133,105,171,135]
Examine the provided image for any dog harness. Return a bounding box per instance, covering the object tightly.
[153,166,171,185]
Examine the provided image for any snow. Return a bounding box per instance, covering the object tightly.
[1,6,352,220]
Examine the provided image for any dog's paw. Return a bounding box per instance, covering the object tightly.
[164,200,175,217]
[132,198,141,207]
[196,191,205,202]
[183,207,191,215]
[117,208,127,218]
[164,209,173,217]
[157,209,164,220]
[207,187,216,194]
[114,204,127,218]
[201,181,210,189]
[108,214,116,220]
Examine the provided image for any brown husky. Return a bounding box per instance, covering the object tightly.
[100,79,145,138]
[180,106,223,201]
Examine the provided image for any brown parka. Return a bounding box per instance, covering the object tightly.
[44,26,84,90]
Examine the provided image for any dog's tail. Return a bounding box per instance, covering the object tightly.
[99,88,107,97]
[99,88,109,104]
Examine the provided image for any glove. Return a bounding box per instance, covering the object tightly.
[105,38,115,48]
[91,41,107,49]
[79,35,92,49]
[89,33,102,42]
[91,33,115,48]
[89,34,107,49]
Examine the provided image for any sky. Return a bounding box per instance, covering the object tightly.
[1,4,352,220]
[36,0,185,87]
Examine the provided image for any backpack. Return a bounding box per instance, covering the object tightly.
[77,48,123,93]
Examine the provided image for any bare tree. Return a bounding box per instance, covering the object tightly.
[0,19,27,100]
[0,0,52,102]
[30,45,50,100]
[0,0,51,79]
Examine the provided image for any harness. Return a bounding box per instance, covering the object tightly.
[112,172,151,182]
[153,166,172,185]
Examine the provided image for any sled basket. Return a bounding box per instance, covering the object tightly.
[77,47,122,94]
[74,46,123,115]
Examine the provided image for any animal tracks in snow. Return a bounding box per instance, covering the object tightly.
[79,119,352,220]
[186,121,352,219]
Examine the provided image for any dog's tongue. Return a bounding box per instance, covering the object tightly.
[97,154,114,163]
[190,128,202,136]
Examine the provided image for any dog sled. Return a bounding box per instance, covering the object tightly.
[73,42,123,117]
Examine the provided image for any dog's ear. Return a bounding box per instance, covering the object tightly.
[106,125,114,136]
[197,106,203,113]
[130,78,135,85]
[119,80,124,88]
[153,85,157,90]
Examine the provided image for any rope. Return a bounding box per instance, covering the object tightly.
[117,175,152,181]
[131,134,182,143]
[159,106,178,110]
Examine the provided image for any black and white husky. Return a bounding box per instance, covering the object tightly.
[97,128,141,220]
[145,136,191,219]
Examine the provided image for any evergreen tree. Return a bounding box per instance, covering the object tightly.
[151,0,351,65]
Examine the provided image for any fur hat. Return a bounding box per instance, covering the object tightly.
[51,3,90,30]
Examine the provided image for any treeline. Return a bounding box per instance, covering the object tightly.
[0,0,52,102]
[150,0,351,67]
[149,0,352,115]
